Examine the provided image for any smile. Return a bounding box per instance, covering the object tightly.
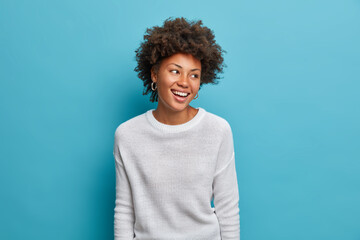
[171,90,190,97]
[171,89,190,102]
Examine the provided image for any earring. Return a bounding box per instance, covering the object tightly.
[194,93,199,99]
[151,82,157,91]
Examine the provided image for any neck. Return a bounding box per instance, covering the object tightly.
[152,104,198,125]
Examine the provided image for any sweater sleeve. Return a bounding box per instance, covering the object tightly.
[213,122,240,240]
[113,131,135,240]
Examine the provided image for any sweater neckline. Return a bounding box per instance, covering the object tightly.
[145,107,206,133]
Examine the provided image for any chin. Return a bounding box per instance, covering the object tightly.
[159,95,192,112]
[169,104,189,112]
[166,101,192,112]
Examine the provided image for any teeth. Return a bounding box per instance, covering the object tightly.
[173,90,188,97]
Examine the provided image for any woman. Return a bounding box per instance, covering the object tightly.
[113,17,240,240]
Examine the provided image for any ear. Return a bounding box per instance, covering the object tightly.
[151,66,157,83]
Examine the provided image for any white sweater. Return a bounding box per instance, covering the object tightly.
[113,107,240,240]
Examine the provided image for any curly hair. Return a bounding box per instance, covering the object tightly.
[134,17,226,102]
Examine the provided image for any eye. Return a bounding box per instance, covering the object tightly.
[191,74,199,79]
[170,69,179,74]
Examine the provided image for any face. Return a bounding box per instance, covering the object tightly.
[151,52,201,113]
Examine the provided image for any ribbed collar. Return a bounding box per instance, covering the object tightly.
[145,107,206,133]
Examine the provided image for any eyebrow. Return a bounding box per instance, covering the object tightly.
[169,63,201,71]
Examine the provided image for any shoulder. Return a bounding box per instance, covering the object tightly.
[114,111,147,140]
[203,109,232,134]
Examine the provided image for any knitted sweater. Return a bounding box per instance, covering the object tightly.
[113,107,240,240]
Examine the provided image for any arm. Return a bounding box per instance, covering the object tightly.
[113,132,135,240]
[213,122,240,240]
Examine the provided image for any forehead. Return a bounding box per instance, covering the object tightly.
[161,53,201,69]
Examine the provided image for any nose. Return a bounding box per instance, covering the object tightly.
[177,74,189,88]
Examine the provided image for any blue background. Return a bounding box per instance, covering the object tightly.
[1,0,359,239]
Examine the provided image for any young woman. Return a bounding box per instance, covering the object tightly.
[113,17,240,240]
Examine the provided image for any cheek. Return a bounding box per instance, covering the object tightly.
[192,80,201,90]
[159,73,177,86]
[156,76,171,90]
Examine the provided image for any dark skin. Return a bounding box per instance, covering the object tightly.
[150,53,201,125]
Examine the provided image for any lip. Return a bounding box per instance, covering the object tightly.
[171,90,189,103]
[171,89,190,94]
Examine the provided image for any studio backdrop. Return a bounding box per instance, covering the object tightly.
[0,0,359,239]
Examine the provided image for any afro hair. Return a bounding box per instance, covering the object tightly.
[134,17,226,102]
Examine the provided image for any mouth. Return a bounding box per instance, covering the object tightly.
[171,89,190,102]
